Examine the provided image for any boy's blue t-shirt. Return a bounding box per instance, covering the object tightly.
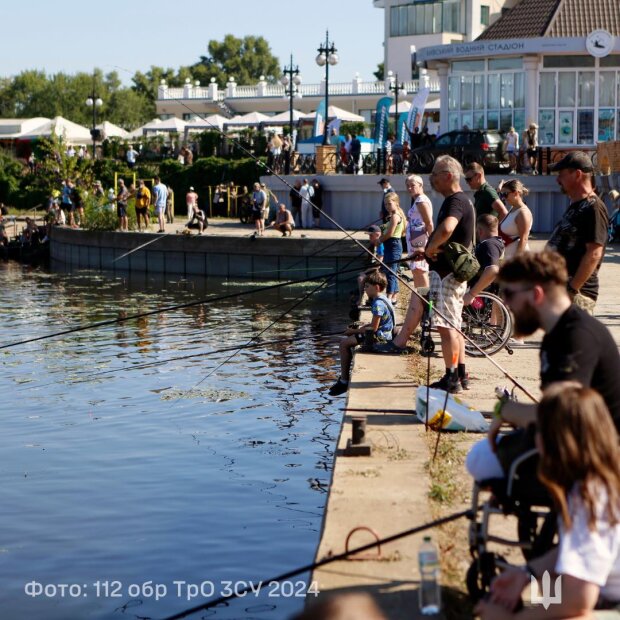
[371,294,394,341]
[376,242,385,259]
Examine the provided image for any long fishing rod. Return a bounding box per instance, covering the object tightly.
[136,89,538,402]
[162,507,473,620]
[0,263,369,351]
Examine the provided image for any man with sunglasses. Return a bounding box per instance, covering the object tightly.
[465,250,620,482]
[546,151,609,315]
[464,163,508,219]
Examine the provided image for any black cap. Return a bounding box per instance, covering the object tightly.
[377,178,389,185]
[367,225,381,233]
[548,151,593,173]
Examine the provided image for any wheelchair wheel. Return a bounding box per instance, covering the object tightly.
[466,552,506,603]
[462,292,512,357]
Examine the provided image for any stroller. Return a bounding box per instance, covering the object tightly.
[466,442,557,602]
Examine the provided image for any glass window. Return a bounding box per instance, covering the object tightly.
[539,110,555,145]
[500,74,514,108]
[473,111,485,130]
[489,58,523,71]
[481,5,490,26]
[443,1,460,33]
[399,5,408,36]
[598,109,615,142]
[451,60,485,73]
[434,3,442,32]
[448,77,460,110]
[543,56,595,68]
[461,112,473,130]
[435,133,455,146]
[390,7,399,36]
[558,111,574,144]
[500,111,513,132]
[408,5,416,34]
[425,4,434,33]
[578,72,595,107]
[474,74,484,110]
[599,72,616,107]
[487,74,500,108]
[461,75,473,110]
[539,73,556,107]
[487,111,499,130]
[557,72,576,107]
[514,73,525,108]
[448,114,460,131]
[600,55,620,68]
[513,109,525,134]
[577,109,594,144]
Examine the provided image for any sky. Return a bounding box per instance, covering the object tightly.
[1,0,385,85]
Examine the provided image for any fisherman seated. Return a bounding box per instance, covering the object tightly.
[271,203,294,237]
[328,270,395,397]
[184,204,206,235]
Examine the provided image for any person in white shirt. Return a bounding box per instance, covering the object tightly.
[152,176,168,233]
[505,127,519,174]
[299,178,315,229]
[476,383,620,619]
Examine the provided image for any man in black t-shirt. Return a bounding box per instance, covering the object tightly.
[547,151,609,314]
[376,155,475,394]
[464,214,504,305]
[466,251,620,481]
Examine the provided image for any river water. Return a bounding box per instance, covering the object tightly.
[0,262,350,620]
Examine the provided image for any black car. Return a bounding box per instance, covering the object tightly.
[409,130,508,173]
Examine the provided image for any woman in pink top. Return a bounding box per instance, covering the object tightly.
[405,174,434,289]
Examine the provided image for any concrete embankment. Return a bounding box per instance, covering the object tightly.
[309,240,620,619]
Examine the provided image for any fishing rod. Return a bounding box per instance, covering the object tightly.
[0,263,369,352]
[135,90,538,402]
[162,507,474,620]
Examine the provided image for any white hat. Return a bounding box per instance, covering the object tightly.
[189,186,194,191]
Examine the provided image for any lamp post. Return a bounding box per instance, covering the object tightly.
[388,72,406,143]
[85,79,103,159]
[315,30,338,146]
[280,55,302,144]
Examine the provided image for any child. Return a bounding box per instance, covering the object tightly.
[329,270,395,397]
[356,225,385,304]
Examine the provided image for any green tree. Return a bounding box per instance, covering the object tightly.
[373,62,384,81]
[194,34,280,86]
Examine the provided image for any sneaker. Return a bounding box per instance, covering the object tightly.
[328,379,349,397]
[373,340,406,354]
[460,372,470,390]
[430,372,462,394]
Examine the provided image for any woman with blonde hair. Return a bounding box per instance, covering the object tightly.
[379,191,405,304]
[498,179,533,260]
[476,383,620,619]
[405,174,434,288]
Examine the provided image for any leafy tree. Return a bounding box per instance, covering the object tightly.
[373,62,384,81]
[194,34,280,86]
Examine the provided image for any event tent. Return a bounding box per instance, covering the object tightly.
[96,120,129,139]
[301,106,364,122]
[224,111,270,126]
[264,109,306,124]
[18,116,92,143]
[139,117,188,135]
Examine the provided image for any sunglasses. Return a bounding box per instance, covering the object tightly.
[500,285,533,301]
[464,175,477,183]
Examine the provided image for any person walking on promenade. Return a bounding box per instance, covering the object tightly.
[311,179,323,228]
[289,180,302,227]
[135,180,151,232]
[378,192,405,305]
[152,176,168,233]
[251,182,267,237]
[378,177,395,223]
[504,126,519,173]
[546,151,609,315]
[498,179,532,260]
[464,163,508,219]
[405,174,433,289]
[376,155,475,395]
[186,186,199,226]
[299,178,315,229]
[465,251,620,483]
[116,179,129,232]
[522,122,539,173]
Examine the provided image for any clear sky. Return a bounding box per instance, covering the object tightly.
[2,0,385,85]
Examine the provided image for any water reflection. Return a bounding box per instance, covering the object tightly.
[0,262,350,619]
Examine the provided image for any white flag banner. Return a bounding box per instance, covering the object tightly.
[406,87,430,132]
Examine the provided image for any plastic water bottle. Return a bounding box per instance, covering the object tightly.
[418,536,441,615]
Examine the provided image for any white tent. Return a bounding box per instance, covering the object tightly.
[264,109,306,124]
[302,105,364,122]
[225,111,270,126]
[96,120,129,139]
[184,114,228,131]
[140,117,187,134]
[389,100,412,114]
[19,116,92,143]
[0,117,50,139]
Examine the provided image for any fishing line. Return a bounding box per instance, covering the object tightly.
[162,507,474,620]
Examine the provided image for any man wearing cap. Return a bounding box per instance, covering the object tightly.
[186,186,199,226]
[547,151,609,314]
[378,178,395,223]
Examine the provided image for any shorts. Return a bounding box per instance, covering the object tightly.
[527,148,537,157]
[252,212,263,222]
[428,271,467,330]
[154,205,166,215]
[117,203,127,218]
[136,206,148,216]
[573,292,596,315]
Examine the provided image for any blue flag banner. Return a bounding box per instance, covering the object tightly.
[374,97,393,150]
[397,111,409,144]
[313,99,326,138]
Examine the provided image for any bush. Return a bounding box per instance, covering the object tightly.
[82,196,117,231]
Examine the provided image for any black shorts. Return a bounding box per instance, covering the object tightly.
[117,203,127,218]
[135,206,148,216]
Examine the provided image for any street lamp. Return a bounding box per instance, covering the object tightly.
[280,55,302,145]
[315,30,338,146]
[85,80,103,159]
[388,72,406,142]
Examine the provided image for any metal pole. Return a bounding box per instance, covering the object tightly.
[92,100,96,159]
[289,54,294,142]
[323,31,329,146]
[394,74,399,140]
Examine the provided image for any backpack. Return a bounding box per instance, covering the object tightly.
[443,242,481,282]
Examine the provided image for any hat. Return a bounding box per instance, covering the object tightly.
[548,151,593,173]
[367,225,381,233]
[377,178,389,185]
[529,122,538,129]
[189,186,194,191]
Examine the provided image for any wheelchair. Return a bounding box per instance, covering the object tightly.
[465,448,557,602]
[420,291,513,357]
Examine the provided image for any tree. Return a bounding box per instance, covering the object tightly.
[194,34,280,86]
[373,62,384,81]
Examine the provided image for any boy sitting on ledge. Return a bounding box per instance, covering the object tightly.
[328,270,395,397]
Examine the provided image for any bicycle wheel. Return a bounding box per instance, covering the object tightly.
[462,292,512,357]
